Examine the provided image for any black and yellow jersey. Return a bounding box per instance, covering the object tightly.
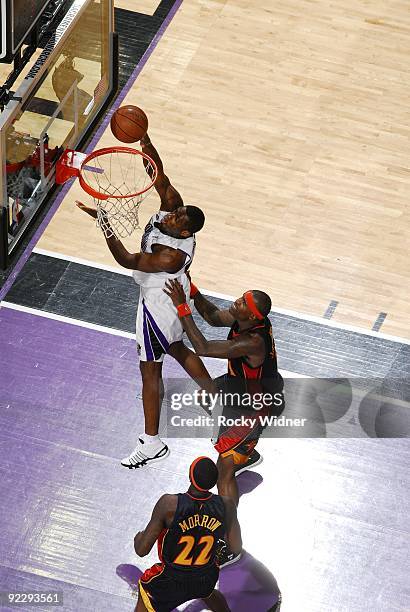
[158,492,225,574]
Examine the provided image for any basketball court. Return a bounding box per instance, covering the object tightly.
[0,1,409,611]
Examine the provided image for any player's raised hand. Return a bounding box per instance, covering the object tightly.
[76,200,97,219]
[140,132,151,146]
[163,279,187,306]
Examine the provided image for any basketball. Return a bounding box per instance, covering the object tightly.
[110,105,148,143]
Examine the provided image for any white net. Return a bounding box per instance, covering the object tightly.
[80,148,156,238]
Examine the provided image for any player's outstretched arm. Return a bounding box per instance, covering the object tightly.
[140,133,183,212]
[183,320,262,359]
[190,282,235,327]
[164,279,264,359]
[222,496,242,557]
[102,240,186,273]
[134,494,176,557]
[76,202,185,272]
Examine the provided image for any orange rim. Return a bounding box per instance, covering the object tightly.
[78,146,158,201]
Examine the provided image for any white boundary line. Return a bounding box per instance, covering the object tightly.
[30,248,410,346]
[1,301,135,340]
[3,302,410,407]
[3,302,409,412]
[0,301,306,379]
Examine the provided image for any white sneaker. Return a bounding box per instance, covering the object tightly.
[121,437,170,469]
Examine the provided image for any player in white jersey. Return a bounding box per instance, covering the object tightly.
[77,132,211,469]
[132,208,195,361]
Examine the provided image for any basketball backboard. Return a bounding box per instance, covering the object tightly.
[0,0,116,268]
[0,0,55,62]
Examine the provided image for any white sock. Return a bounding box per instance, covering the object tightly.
[141,433,160,445]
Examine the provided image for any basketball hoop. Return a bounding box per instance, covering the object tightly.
[56,146,158,238]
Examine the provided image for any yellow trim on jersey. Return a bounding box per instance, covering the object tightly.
[138,582,156,612]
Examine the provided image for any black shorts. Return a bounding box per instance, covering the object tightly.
[139,563,219,612]
[213,374,285,463]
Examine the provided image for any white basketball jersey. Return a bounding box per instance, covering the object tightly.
[132,211,196,288]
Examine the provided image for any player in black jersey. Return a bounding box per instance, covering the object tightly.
[164,279,285,510]
[134,456,242,611]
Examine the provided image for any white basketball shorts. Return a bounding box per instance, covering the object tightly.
[135,280,190,362]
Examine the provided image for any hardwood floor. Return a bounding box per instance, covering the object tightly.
[38,0,410,337]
